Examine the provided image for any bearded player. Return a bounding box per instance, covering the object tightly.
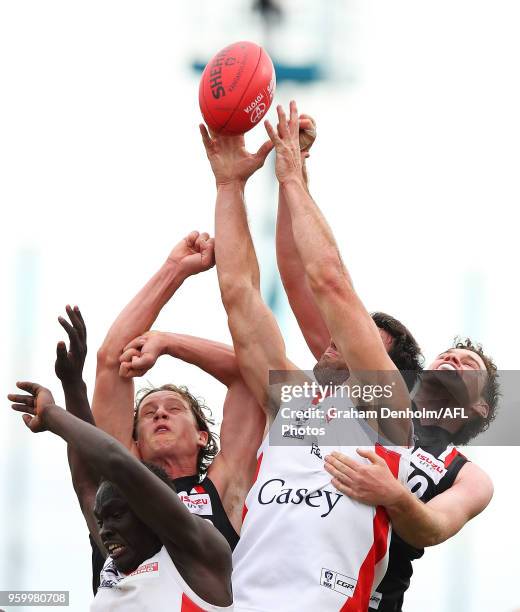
[276,114,496,610]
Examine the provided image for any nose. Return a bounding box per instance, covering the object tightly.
[99,521,115,543]
[444,353,461,367]
[153,406,169,421]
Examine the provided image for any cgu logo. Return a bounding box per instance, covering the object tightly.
[257,478,342,518]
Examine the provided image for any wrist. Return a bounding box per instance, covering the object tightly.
[61,378,87,393]
[164,254,193,283]
[279,174,306,190]
[385,482,412,514]
[216,178,246,191]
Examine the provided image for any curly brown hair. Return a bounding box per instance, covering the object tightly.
[133,384,219,475]
[449,338,500,445]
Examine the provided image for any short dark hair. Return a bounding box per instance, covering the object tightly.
[371,312,424,391]
[134,384,219,476]
[449,338,500,445]
[98,462,177,497]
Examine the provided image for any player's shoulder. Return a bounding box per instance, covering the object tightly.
[454,459,493,495]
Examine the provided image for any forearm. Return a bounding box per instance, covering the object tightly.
[162,332,239,387]
[276,185,330,359]
[215,181,260,299]
[46,405,199,539]
[386,489,448,548]
[281,178,353,291]
[98,258,187,366]
[61,379,94,425]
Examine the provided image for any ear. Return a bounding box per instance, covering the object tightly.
[472,400,489,419]
[198,430,209,448]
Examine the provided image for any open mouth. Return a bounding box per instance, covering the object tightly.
[106,542,127,559]
[437,363,457,371]
[154,425,171,434]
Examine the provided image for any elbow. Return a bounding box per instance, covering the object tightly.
[102,440,131,484]
[218,275,258,314]
[306,255,353,299]
[96,343,122,372]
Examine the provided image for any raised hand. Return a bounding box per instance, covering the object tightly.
[8,381,56,433]
[119,330,165,378]
[264,101,304,186]
[168,231,215,278]
[55,305,87,385]
[199,125,273,186]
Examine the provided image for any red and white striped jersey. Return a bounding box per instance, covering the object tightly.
[91,546,233,612]
[232,394,410,612]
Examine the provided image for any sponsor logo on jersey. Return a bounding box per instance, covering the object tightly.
[128,561,159,577]
[410,448,447,485]
[258,478,342,518]
[310,442,323,459]
[320,568,358,597]
[178,492,213,516]
[368,590,382,609]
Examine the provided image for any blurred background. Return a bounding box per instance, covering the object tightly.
[1,1,519,610]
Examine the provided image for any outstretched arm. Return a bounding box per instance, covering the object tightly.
[92,232,215,450]
[200,125,297,417]
[9,383,232,564]
[54,305,103,553]
[119,330,266,531]
[325,450,493,548]
[266,102,411,442]
[276,114,330,360]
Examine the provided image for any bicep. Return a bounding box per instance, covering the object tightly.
[210,381,266,497]
[225,289,291,411]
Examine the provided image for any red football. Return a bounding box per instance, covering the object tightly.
[199,41,276,135]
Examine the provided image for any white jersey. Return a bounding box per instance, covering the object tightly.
[91,546,233,612]
[232,393,410,612]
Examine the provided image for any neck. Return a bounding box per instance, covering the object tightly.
[142,452,198,480]
[413,382,464,437]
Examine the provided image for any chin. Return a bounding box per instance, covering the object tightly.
[314,364,349,386]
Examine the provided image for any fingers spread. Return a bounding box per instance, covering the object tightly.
[289,100,299,137]
[264,120,280,144]
[199,124,212,149]
[276,105,289,139]
[256,139,274,164]
[8,393,33,405]
[16,381,39,395]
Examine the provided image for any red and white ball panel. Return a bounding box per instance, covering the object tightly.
[199,41,276,135]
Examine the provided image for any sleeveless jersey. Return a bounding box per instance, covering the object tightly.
[91,545,233,611]
[91,475,238,594]
[232,393,410,612]
[369,423,468,611]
